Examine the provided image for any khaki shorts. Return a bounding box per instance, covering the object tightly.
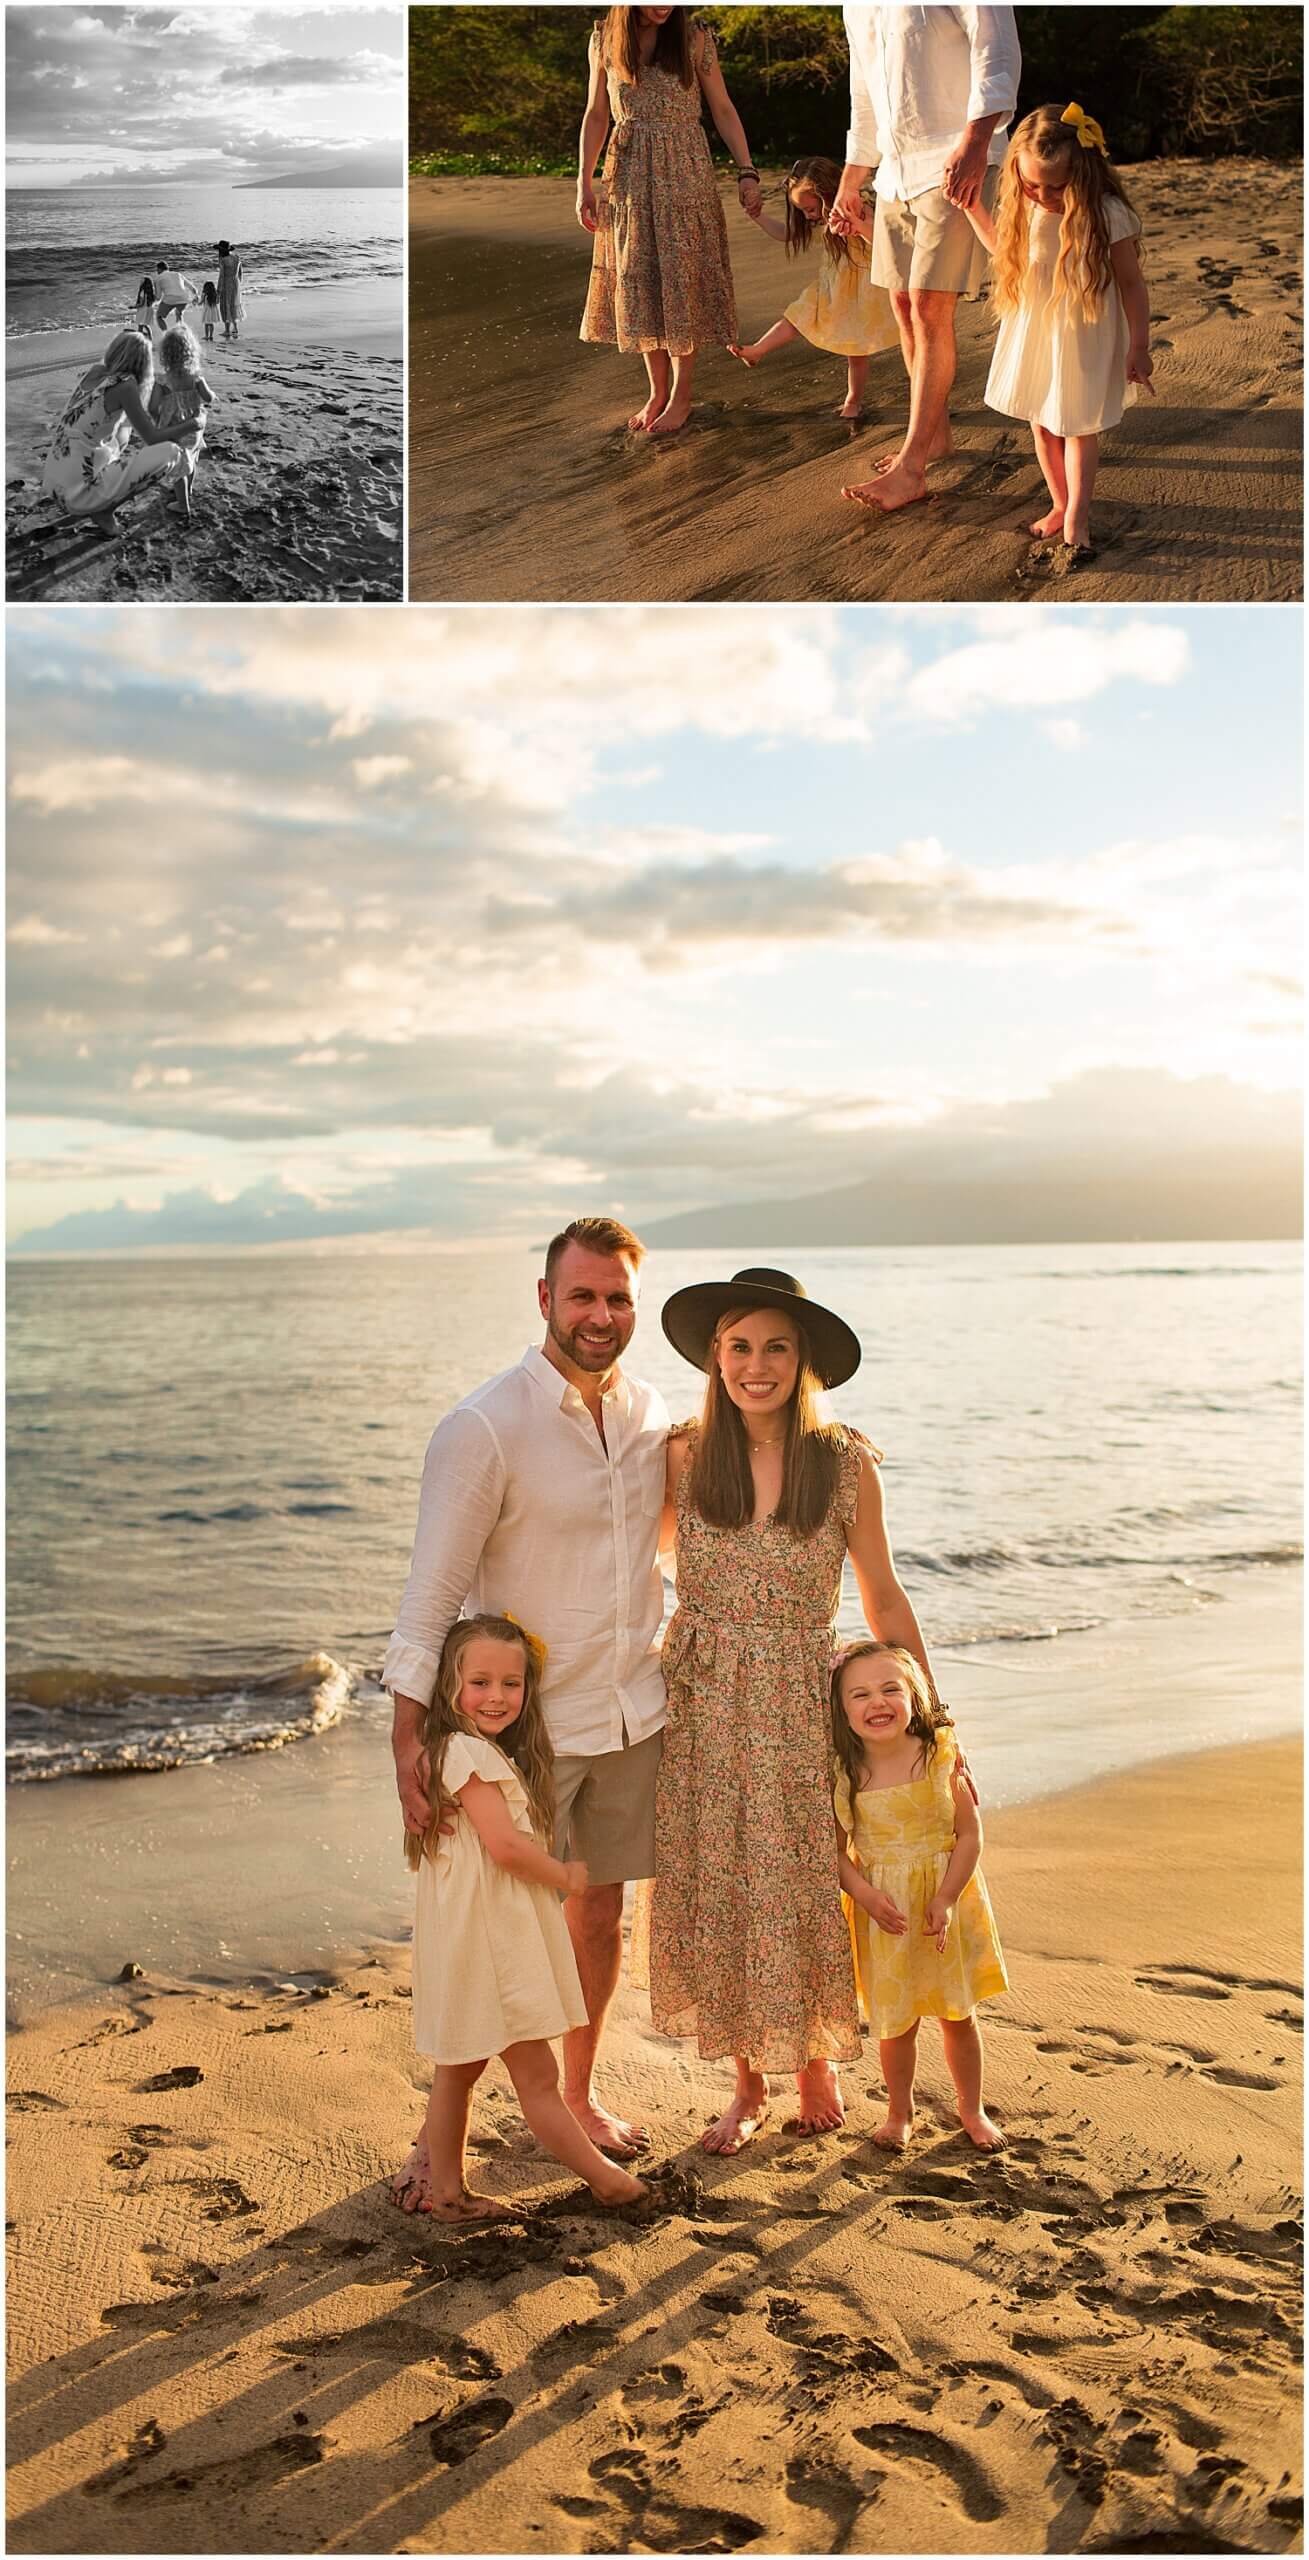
[871,167,1000,299]
[552,1728,663,1887]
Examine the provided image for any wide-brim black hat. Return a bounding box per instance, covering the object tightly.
[660,1266,862,1390]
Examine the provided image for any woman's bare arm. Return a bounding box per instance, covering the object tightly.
[577,41,611,230]
[845,1451,934,1687]
[696,34,761,212]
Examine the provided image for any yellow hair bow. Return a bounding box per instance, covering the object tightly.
[1061,102,1108,155]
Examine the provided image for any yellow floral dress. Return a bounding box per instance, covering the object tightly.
[647,1425,863,2074]
[783,234,900,360]
[835,1735,1008,2043]
[580,20,737,357]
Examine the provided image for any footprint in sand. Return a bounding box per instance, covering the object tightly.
[852,2420,1005,2524]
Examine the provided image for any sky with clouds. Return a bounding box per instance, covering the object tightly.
[6,5,402,188]
[5,602,1302,1255]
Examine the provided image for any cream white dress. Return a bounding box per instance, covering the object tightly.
[411,1729,587,2065]
[985,197,1142,438]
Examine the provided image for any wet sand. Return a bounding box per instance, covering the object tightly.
[411,160,1303,605]
[6,1736,1302,2555]
[5,281,402,602]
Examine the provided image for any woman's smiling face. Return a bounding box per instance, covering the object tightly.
[715,1307,801,1424]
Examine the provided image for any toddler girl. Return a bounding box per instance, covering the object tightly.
[392,1614,646,2222]
[964,102,1153,555]
[731,155,900,419]
[148,325,214,523]
[198,281,220,343]
[832,1642,1008,2153]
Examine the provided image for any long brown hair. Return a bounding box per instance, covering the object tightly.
[601,7,695,87]
[404,1614,555,1870]
[686,1303,873,1536]
[992,105,1140,322]
[786,157,852,268]
[830,1642,945,1801]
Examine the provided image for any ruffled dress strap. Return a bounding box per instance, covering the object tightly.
[693,17,721,78]
[440,1728,527,1810]
[833,1765,856,1838]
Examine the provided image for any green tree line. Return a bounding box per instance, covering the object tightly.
[410,5,1303,172]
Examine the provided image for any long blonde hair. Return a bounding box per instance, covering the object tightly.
[404,1614,555,1870]
[991,105,1140,322]
[830,1642,945,1799]
[686,1304,877,1537]
[785,157,853,268]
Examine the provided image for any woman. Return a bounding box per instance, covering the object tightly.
[40,329,198,524]
[578,6,761,435]
[216,242,245,341]
[650,1266,938,2155]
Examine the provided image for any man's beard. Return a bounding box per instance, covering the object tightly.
[547,1312,621,1371]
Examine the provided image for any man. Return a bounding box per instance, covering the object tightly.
[154,259,193,327]
[386,1215,668,2164]
[833,5,1020,513]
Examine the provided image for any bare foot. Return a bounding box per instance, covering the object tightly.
[872,423,951,475]
[426,2185,518,2223]
[795,2060,845,2135]
[842,457,929,513]
[960,2109,1007,2152]
[565,2095,650,2160]
[838,395,864,420]
[389,2136,431,2212]
[647,394,693,437]
[627,392,666,432]
[702,2086,770,2155]
[728,342,764,369]
[872,2110,914,2152]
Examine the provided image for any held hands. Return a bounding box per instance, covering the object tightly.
[562,1858,589,1898]
[736,175,763,218]
[923,1895,953,1953]
[942,128,989,210]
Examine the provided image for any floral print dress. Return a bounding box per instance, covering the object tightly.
[647,1426,863,2073]
[40,369,184,520]
[580,20,737,357]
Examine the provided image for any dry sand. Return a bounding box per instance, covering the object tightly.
[411,158,1303,606]
[7,1735,1302,2557]
[5,282,403,602]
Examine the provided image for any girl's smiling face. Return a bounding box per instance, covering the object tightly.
[1017,149,1072,212]
[456,1636,527,1740]
[840,1656,914,1748]
[715,1307,801,1426]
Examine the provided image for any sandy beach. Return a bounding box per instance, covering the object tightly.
[411,157,1303,605]
[5,281,402,602]
[7,1584,1302,2555]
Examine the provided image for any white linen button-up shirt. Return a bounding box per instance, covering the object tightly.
[845,6,1021,202]
[382,1347,670,1758]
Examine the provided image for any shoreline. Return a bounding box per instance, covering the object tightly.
[7,1562,1301,2024]
[6,1732,1301,2555]
[410,157,1303,605]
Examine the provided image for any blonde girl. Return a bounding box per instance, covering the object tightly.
[832,1641,1008,2154]
[39,329,197,523]
[964,102,1152,554]
[149,325,215,523]
[731,155,900,419]
[392,1614,646,2221]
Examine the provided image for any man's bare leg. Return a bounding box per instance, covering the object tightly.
[871,291,952,471]
[562,1881,649,2156]
[729,318,800,369]
[648,348,697,436]
[629,350,671,432]
[1029,423,1068,537]
[845,289,958,509]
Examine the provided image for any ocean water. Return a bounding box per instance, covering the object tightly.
[6,1242,1301,1786]
[5,184,402,337]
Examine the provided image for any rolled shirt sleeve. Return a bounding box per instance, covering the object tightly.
[382,1407,507,1706]
[960,7,1021,126]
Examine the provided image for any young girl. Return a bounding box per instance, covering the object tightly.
[832,1642,1008,2154]
[964,102,1153,555]
[731,156,900,420]
[148,326,214,523]
[392,1613,647,2222]
[198,280,220,343]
